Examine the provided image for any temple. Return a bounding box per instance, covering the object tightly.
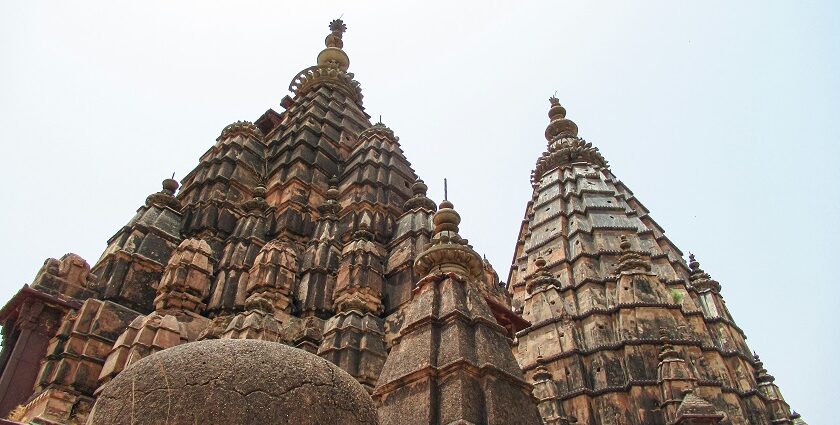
[0,19,805,425]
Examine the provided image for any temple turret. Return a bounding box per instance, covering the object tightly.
[206,183,272,315]
[403,179,437,213]
[318,214,388,391]
[91,178,185,313]
[220,297,283,342]
[753,354,796,424]
[657,330,698,422]
[670,390,725,424]
[381,178,437,314]
[97,239,214,387]
[297,178,342,316]
[532,366,578,425]
[374,199,541,425]
[338,122,414,245]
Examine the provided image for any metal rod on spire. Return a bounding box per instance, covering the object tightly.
[171,172,175,179]
[444,178,448,201]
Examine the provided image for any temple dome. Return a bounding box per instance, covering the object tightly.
[87,339,379,425]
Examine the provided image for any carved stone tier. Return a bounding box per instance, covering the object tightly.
[18,299,140,424]
[318,310,387,392]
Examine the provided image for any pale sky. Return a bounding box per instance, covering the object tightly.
[1,1,837,422]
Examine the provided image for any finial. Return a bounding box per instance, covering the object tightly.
[318,19,350,71]
[326,18,347,48]
[327,175,340,199]
[253,184,267,198]
[162,175,179,195]
[404,178,437,212]
[526,255,559,294]
[412,179,428,196]
[688,252,701,271]
[414,195,483,280]
[545,95,578,141]
[434,199,459,232]
[444,178,449,201]
[547,96,566,119]
[147,175,182,209]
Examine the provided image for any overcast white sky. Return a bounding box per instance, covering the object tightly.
[1,1,837,422]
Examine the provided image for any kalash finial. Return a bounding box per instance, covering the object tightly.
[545,94,578,142]
[326,18,347,49]
[162,172,179,195]
[318,18,350,71]
[413,191,483,280]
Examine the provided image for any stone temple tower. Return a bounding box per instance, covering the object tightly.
[506,96,804,424]
[0,19,805,425]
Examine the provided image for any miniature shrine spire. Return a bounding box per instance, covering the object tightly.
[374,198,541,425]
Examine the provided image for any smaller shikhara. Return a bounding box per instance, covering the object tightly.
[0,19,805,425]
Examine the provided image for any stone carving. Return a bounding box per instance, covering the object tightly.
[0,19,805,425]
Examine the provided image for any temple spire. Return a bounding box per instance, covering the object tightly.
[374,199,541,425]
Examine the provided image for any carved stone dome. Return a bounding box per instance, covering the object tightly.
[87,339,379,425]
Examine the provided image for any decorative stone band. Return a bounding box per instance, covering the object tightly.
[333,286,383,315]
[288,65,363,103]
[413,242,484,282]
[516,285,747,337]
[216,120,263,142]
[518,336,757,374]
[394,272,510,343]
[531,137,609,183]
[372,356,534,397]
[535,379,759,403]
[358,121,399,142]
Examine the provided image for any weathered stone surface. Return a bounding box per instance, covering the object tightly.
[88,339,378,425]
[30,254,99,302]
[318,310,387,391]
[507,98,799,424]
[0,18,805,425]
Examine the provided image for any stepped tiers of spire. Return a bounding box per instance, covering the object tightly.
[0,19,802,425]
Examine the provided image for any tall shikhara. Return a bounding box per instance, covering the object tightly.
[507,97,802,424]
[0,20,805,425]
